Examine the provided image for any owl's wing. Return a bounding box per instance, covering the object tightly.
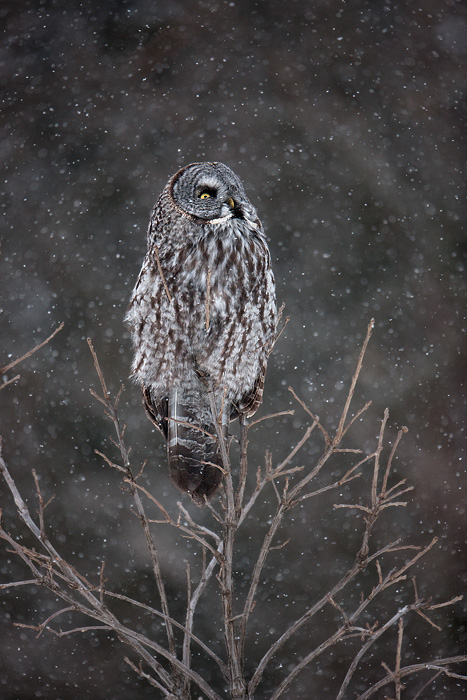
[235,309,281,419]
[233,360,267,419]
[142,385,168,438]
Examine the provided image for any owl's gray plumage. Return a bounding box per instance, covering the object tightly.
[126,162,277,505]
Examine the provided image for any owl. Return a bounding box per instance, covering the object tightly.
[126,162,277,505]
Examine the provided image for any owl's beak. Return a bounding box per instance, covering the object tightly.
[224,197,242,219]
[209,198,238,225]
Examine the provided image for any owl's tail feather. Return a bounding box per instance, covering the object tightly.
[167,388,228,506]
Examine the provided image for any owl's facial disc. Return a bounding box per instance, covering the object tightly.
[171,163,247,222]
[192,176,237,222]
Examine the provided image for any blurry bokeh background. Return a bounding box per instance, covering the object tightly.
[1,1,466,698]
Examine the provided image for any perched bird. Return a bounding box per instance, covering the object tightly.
[126,162,277,505]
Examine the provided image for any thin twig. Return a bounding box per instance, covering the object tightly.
[371,408,389,508]
[177,502,221,546]
[395,618,404,700]
[124,656,176,695]
[273,419,318,475]
[412,670,444,700]
[0,373,21,391]
[0,578,38,591]
[288,386,329,445]
[335,318,374,442]
[1,322,64,374]
[248,410,295,427]
[382,426,408,496]
[182,561,192,697]
[340,400,373,439]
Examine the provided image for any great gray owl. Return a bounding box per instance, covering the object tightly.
[126,162,277,505]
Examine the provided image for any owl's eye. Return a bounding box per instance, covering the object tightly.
[198,188,217,199]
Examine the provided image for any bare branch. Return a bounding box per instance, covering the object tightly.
[416,609,442,632]
[2,323,465,700]
[382,425,408,496]
[336,605,410,700]
[248,410,295,427]
[1,322,64,375]
[340,400,373,439]
[371,408,389,507]
[0,373,21,391]
[395,618,404,700]
[124,656,176,695]
[412,669,444,700]
[288,386,329,445]
[274,419,318,475]
[428,594,464,610]
[0,578,38,591]
[335,318,374,442]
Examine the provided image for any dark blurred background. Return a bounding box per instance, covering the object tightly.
[1,1,466,698]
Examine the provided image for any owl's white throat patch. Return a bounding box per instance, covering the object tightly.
[208,214,233,225]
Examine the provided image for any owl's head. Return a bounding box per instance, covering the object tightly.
[169,162,255,224]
